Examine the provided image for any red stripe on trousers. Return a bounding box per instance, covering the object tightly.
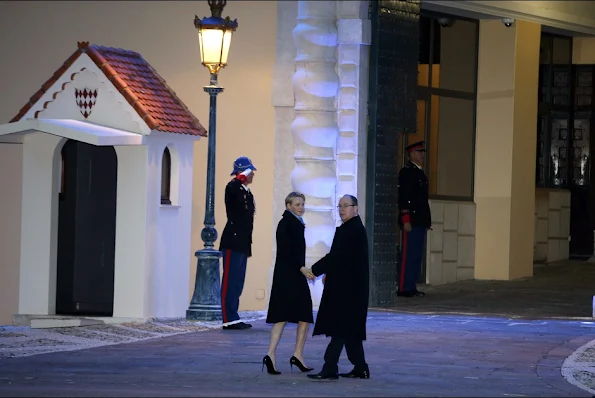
[399,230,408,292]
[221,249,232,323]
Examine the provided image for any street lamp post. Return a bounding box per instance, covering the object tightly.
[186,0,238,321]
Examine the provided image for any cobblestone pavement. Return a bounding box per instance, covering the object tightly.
[562,335,595,395]
[0,260,593,397]
[386,261,595,320]
[0,311,594,397]
[381,260,595,395]
[0,311,268,360]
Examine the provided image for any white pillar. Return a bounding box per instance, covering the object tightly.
[336,1,370,220]
[113,145,149,319]
[18,133,64,316]
[291,0,339,306]
[268,1,299,307]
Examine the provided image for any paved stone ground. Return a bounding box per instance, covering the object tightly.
[0,312,594,397]
[563,336,595,395]
[0,311,268,360]
[386,261,595,320]
[0,260,593,397]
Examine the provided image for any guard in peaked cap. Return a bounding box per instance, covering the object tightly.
[397,140,431,298]
[220,156,257,330]
[230,156,257,176]
[405,140,426,153]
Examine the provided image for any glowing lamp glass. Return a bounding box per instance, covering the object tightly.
[198,27,233,71]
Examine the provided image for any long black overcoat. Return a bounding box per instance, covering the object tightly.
[397,161,431,228]
[311,215,369,340]
[219,178,255,257]
[266,210,314,324]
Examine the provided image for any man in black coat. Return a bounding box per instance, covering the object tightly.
[397,141,432,297]
[307,194,370,380]
[219,156,257,330]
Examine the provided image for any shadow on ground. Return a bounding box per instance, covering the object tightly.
[380,260,595,320]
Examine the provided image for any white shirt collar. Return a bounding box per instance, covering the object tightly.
[411,161,422,170]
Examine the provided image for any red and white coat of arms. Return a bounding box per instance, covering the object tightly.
[74,88,98,119]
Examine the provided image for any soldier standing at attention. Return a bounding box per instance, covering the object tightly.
[220,156,257,330]
[397,141,432,297]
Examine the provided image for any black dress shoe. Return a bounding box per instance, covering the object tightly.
[339,365,370,379]
[307,371,339,380]
[397,291,415,297]
[223,322,251,330]
[413,290,426,297]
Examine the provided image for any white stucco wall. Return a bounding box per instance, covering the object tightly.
[112,133,198,320]
[0,143,22,324]
[144,133,195,319]
[13,128,196,320]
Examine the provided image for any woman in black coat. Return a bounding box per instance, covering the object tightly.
[263,192,315,375]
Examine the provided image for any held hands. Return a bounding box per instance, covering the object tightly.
[300,266,316,281]
[403,222,412,232]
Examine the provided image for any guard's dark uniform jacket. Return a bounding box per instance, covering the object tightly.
[219,178,255,257]
[397,161,432,228]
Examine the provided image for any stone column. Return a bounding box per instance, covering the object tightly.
[291,0,339,306]
[269,1,298,306]
[336,1,370,221]
[474,20,541,280]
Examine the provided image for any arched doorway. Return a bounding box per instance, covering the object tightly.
[56,140,118,316]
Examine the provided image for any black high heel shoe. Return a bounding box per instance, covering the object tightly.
[262,355,281,375]
[289,356,314,372]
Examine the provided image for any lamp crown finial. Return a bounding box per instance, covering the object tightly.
[208,0,227,18]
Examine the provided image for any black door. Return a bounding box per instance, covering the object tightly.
[56,140,118,316]
[569,67,595,258]
[536,58,595,258]
[367,0,420,306]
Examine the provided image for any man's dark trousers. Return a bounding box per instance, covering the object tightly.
[398,226,426,293]
[321,337,366,374]
[221,249,248,324]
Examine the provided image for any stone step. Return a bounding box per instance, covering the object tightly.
[30,318,105,329]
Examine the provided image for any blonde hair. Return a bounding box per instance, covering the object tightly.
[285,191,306,207]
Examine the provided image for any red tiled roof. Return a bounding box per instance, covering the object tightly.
[10,42,207,137]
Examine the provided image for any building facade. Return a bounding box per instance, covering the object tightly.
[1,1,595,324]
[273,0,595,306]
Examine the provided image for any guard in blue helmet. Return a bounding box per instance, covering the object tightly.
[229,156,257,177]
[220,156,257,329]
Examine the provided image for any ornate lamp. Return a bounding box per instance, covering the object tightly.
[186,0,238,322]
[194,0,238,85]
